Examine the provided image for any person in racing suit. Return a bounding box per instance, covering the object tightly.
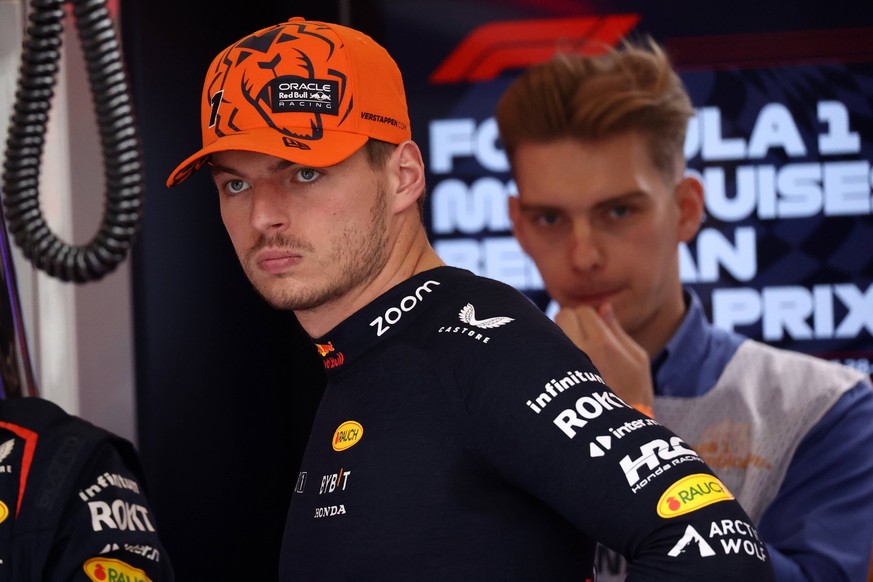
[0,396,174,581]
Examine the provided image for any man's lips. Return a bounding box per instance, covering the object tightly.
[566,288,620,305]
[255,249,302,274]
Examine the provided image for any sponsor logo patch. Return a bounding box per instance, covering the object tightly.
[314,504,346,519]
[693,420,774,472]
[619,436,702,493]
[78,472,141,502]
[332,421,363,451]
[667,525,716,558]
[88,500,156,533]
[0,500,8,524]
[314,341,345,369]
[315,342,335,357]
[589,417,660,456]
[371,280,440,337]
[665,520,768,562]
[320,468,351,494]
[0,439,14,463]
[295,472,307,494]
[657,474,734,518]
[436,302,514,344]
[458,303,513,329]
[83,557,152,582]
[270,77,339,115]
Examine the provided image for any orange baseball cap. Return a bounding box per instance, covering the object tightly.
[166,17,411,187]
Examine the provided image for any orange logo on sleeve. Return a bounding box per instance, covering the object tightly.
[83,557,152,582]
[315,342,335,357]
[657,474,734,518]
[332,421,363,451]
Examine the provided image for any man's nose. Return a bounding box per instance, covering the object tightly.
[250,186,289,233]
[569,222,603,272]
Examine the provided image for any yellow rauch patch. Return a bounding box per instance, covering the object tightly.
[0,500,8,524]
[83,557,152,582]
[657,473,734,518]
[332,421,363,451]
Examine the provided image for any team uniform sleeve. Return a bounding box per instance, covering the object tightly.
[757,381,873,581]
[455,313,776,581]
[41,440,174,581]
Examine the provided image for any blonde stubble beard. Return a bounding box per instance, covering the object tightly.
[244,184,390,312]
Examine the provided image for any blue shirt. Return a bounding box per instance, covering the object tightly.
[653,289,873,581]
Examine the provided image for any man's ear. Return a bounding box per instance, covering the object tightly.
[391,141,426,213]
[675,174,705,243]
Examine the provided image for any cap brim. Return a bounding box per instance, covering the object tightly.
[166,129,369,187]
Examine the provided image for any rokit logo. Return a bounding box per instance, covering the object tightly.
[370,280,440,336]
[526,376,625,439]
[619,436,702,493]
[88,500,156,533]
[553,389,625,438]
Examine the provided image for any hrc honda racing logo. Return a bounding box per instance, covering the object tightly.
[620,436,703,493]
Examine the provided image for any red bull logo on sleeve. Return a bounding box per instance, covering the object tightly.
[315,341,345,369]
[315,342,335,357]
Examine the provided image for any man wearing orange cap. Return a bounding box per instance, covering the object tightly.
[167,17,776,580]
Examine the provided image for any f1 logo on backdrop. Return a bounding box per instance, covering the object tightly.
[429,15,640,84]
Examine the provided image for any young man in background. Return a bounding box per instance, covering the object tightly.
[496,37,873,581]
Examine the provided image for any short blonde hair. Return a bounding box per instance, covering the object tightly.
[495,37,694,183]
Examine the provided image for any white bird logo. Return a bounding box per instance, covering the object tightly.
[458,303,514,329]
[0,439,15,464]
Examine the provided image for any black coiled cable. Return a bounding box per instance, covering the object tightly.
[1,0,143,283]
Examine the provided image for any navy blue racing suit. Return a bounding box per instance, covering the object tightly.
[0,397,173,581]
[279,267,776,581]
